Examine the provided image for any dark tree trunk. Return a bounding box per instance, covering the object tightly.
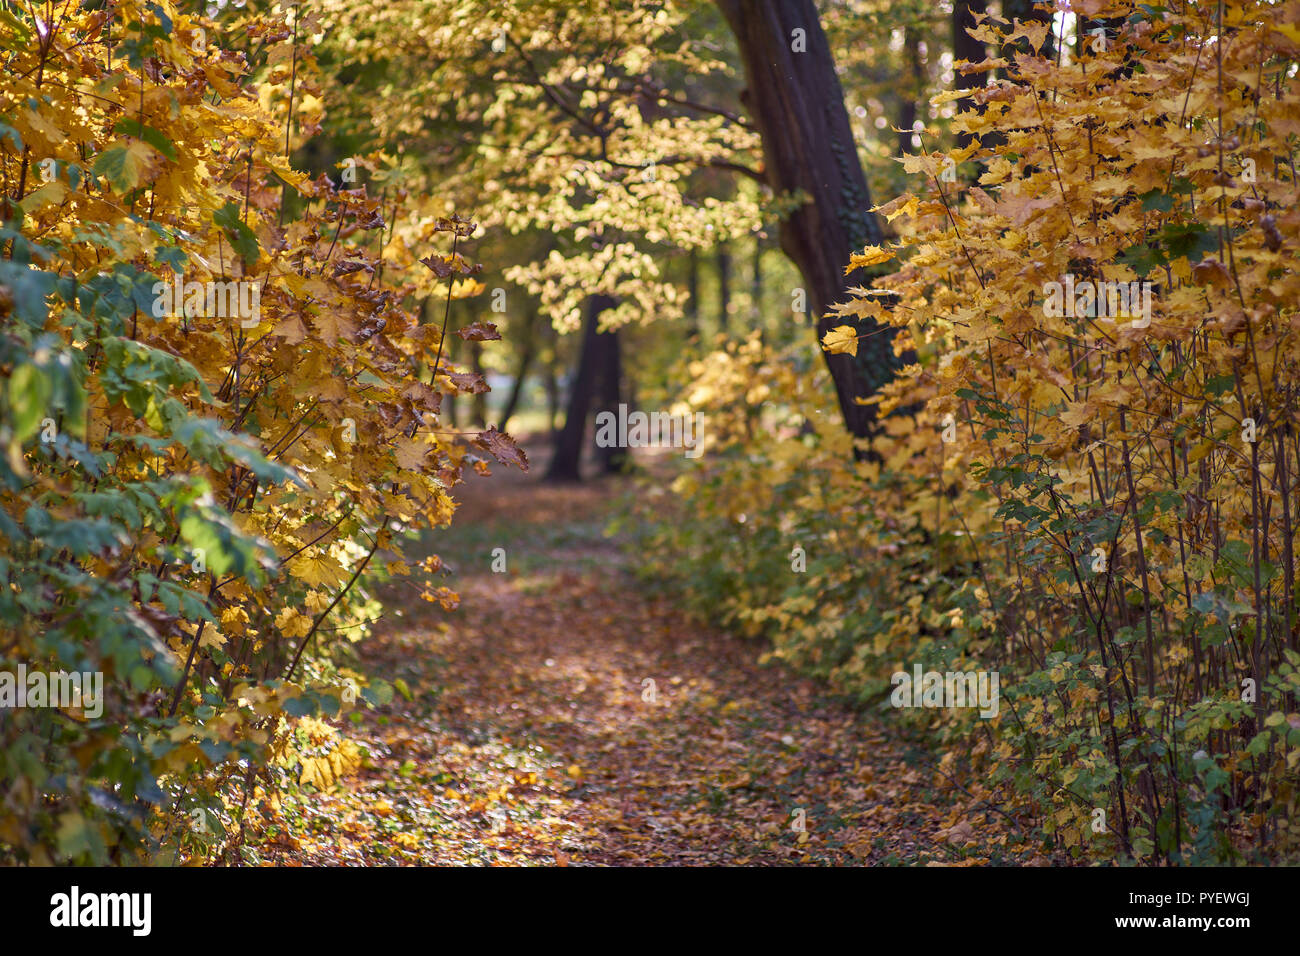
[999,0,1055,74]
[952,0,986,152]
[592,324,627,474]
[544,342,559,435]
[545,294,616,482]
[717,241,731,334]
[496,308,538,434]
[987,2,1058,170]
[686,248,700,340]
[1078,14,1133,81]
[897,25,923,157]
[469,341,488,427]
[716,0,908,441]
[440,297,458,428]
[541,319,561,434]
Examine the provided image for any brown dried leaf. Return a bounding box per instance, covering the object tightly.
[448,371,489,394]
[478,425,529,471]
[455,321,501,341]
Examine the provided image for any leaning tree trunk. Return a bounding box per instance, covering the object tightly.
[716,0,908,441]
[545,293,616,482]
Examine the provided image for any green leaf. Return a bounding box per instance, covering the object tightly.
[93,141,151,193]
[362,680,396,707]
[1191,590,1253,624]
[113,119,177,161]
[1117,242,1164,276]
[55,812,97,859]
[283,694,316,718]
[213,201,260,267]
[1139,188,1173,212]
[0,120,23,151]
[7,362,49,442]
[1160,222,1219,264]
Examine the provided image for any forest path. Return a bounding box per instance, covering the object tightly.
[255,455,1028,866]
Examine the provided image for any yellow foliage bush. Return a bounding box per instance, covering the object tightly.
[644,0,1300,863]
[0,0,515,863]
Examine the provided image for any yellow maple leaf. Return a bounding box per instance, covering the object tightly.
[93,139,159,193]
[450,278,486,299]
[845,245,895,272]
[821,325,860,357]
[394,438,430,472]
[1273,22,1300,44]
[883,196,920,223]
[288,552,348,589]
[274,606,313,639]
[303,589,331,614]
[221,605,249,636]
[1057,402,1095,429]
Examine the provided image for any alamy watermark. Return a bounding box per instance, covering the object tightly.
[151,274,261,328]
[0,664,103,718]
[890,664,999,718]
[1042,274,1153,328]
[50,886,150,936]
[594,403,705,459]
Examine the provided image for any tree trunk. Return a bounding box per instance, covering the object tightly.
[897,25,923,157]
[545,294,616,482]
[717,241,731,335]
[716,0,908,441]
[541,319,561,434]
[469,341,488,427]
[592,324,628,474]
[952,1,986,153]
[1078,14,1133,81]
[496,308,538,434]
[685,248,700,340]
[1000,0,1054,73]
[443,322,459,429]
[983,1,1052,167]
[544,344,559,434]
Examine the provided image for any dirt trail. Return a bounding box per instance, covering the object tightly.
[254,458,1030,866]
